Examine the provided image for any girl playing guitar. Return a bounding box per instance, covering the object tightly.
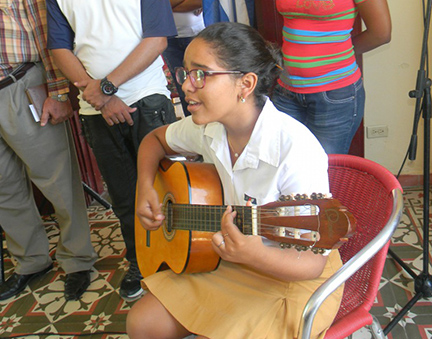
[128,22,343,339]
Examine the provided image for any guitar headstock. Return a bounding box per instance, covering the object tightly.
[257,193,356,253]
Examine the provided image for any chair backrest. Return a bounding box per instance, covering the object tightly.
[327,154,402,321]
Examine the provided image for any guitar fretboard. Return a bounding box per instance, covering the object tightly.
[166,204,254,235]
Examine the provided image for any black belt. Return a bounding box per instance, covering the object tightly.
[0,63,36,91]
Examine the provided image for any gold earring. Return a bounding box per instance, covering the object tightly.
[240,96,246,103]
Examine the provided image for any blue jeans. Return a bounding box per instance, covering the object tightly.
[80,94,176,264]
[271,78,365,154]
[163,36,195,116]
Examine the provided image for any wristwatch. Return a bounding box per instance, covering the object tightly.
[100,77,118,96]
[51,93,69,102]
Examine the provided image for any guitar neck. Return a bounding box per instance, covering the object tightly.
[167,204,255,235]
[162,197,356,252]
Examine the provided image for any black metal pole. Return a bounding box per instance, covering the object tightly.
[385,0,432,334]
[82,182,112,209]
[408,0,432,161]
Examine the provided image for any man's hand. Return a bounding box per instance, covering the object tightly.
[75,78,111,110]
[100,95,137,126]
[40,97,74,126]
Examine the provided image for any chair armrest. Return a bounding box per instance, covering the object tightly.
[297,188,404,339]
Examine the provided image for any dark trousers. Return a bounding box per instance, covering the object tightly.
[80,94,176,264]
[163,36,195,116]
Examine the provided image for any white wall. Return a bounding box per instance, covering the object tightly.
[363,0,426,175]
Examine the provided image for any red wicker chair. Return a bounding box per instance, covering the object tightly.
[299,154,404,339]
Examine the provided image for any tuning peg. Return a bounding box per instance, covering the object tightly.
[310,193,327,199]
[278,194,294,201]
[279,242,293,249]
[278,192,331,201]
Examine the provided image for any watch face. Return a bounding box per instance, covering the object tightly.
[57,94,69,102]
[101,78,118,95]
[103,83,114,94]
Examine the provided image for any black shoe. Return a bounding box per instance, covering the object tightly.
[64,270,91,301]
[119,263,144,300]
[0,264,54,301]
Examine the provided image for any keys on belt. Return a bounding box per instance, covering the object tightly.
[0,63,36,91]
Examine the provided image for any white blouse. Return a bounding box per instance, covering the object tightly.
[166,98,329,207]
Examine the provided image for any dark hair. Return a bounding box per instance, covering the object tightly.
[195,22,283,108]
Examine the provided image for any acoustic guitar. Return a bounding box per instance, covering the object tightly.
[135,158,356,278]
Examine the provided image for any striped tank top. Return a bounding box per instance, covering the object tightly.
[276,0,367,93]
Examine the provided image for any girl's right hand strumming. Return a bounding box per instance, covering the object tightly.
[136,187,165,231]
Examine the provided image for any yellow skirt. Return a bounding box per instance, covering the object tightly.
[144,250,343,339]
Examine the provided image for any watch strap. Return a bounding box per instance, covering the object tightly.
[51,93,69,102]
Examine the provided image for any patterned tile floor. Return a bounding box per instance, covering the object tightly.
[0,187,431,339]
[356,187,432,339]
[0,207,131,339]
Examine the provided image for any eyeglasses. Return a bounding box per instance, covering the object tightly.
[175,67,244,89]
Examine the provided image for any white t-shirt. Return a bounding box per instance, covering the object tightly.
[166,98,329,207]
[51,0,175,112]
[173,12,205,38]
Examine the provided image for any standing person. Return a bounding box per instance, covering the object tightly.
[271,0,391,154]
[0,0,97,302]
[163,0,205,116]
[127,22,343,339]
[46,0,177,301]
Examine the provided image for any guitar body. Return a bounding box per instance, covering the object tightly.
[136,159,357,277]
[135,159,223,278]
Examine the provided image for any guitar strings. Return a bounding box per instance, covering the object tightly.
[158,205,323,243]
[163,217,320,235]
[159,206,317,214]
[159,206,321,226]
[167,222,318,234]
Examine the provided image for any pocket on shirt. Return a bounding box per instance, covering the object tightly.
[245,190,281,207]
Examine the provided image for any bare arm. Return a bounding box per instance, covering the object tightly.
[136,125,179,230]
[51,48,137,126]
[51,48,91,84]
[352,0,391,55]
[76,37,168,110]
[171,0,202,12]
[170,0,184,9]
[213,206,328,281]
[107,37,167,88]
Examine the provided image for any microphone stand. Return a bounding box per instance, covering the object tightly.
[384,0,432,334]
